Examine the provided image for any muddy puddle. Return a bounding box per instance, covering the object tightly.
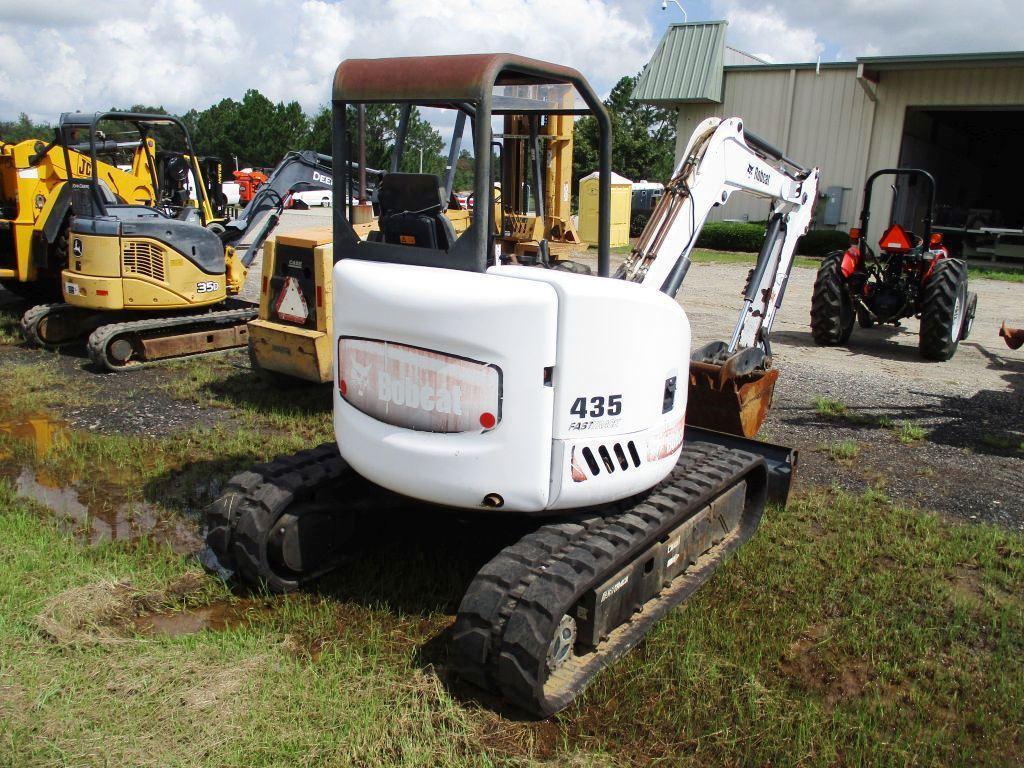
[134,600,266,637]
[0,411,202,554]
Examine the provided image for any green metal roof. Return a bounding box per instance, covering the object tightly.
[632,21,726,105]
[857,50,1024,71]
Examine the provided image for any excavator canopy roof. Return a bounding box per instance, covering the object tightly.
[332,53,595,112]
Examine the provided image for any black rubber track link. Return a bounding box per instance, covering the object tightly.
[86,305,257,371]
[449,440,767,717]
[810,251,854,346]
[20,303,93,348]
[205,443,350,594]
[919,258,967,361]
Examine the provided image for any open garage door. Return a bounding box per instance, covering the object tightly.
[896,108,1024,260]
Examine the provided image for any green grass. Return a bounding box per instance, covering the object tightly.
[980,433,1024,453]
[0,309,1021,765]
[827,439,861,461]
[895,421,927,444]
[813,396,847,418]
[689,248,821,270]
[968,265,1024,283]
[0,478,1020,766]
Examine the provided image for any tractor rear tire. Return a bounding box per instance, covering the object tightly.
[919,259,968,361]
[810,252,854,345]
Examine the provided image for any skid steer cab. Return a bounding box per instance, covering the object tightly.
[811,168,978,361]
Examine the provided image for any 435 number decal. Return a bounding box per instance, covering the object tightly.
[570,394,622,419]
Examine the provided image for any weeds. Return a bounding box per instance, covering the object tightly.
[895,421,927,444]
[813,396,847,418]
[827,439,860,461]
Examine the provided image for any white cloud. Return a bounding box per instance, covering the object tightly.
[719,5,823,63]
[0,0,656,123]
[712,0,1024,62]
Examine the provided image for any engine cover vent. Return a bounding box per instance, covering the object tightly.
[122,240,167,282]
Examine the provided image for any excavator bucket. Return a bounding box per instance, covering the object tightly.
[1000,322,1024,350]
[687,361,779,439]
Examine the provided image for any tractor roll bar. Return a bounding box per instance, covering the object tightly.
[331,53,613,276]
[859,168,937,249]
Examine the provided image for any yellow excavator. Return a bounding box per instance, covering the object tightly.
[20,111,335,371]
[1,121,158,299]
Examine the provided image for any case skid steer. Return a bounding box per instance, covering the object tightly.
[1,119,159,299]
[20,111,336,371]
[206,54,818,716]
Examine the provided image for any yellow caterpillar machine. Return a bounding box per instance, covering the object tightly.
[21,111,335,371]
[1,121,158,298]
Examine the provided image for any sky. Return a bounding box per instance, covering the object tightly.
[1,0,1022,123]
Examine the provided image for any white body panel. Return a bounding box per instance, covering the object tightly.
[490,266,689,510]
[333,259,558,511]
[333,260,690,513]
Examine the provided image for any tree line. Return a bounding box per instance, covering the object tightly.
[1,74,675,191]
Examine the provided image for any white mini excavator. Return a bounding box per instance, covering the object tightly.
[207,54,819,716]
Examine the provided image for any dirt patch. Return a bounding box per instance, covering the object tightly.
[778,624,875,709]
[36,573,223,646]
[35,580,139,646]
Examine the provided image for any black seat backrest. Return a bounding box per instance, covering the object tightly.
[377,173,456,251]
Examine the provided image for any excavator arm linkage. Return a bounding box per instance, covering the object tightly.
[620,117,820,437]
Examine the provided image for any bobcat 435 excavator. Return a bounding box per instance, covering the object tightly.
[207,54,819,716]
[20,111,335,370]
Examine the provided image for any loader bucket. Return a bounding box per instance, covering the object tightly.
[686,361,779,439]
[1000,322,1024,350]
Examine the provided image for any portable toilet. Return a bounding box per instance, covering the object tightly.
[578,170,632,247]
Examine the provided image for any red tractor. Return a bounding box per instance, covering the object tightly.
[811,168,977,361]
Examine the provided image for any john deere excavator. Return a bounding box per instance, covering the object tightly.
[20,111,336,371]
[206,54,819,717]
[1,118,159,299]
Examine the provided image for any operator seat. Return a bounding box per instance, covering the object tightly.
[376,173,456,251]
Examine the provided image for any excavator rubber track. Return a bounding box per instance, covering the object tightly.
[20,303,103,349]
[449,438,767,716]
[205,431,782,717]
[86,305,257,371]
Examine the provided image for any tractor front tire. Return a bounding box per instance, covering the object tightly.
[810,252,854,346]
[919,259,968,361]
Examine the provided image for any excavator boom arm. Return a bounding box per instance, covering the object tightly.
[623,117,819,355]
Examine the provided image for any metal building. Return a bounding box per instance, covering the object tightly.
[634,21,1024,248]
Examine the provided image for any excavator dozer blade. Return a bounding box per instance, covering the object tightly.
[686,360,779,440]
[1000,322,1024,350]
[684,424,796,505]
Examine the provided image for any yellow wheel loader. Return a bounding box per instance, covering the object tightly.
[20,112,335,371]
[0,122,158,299]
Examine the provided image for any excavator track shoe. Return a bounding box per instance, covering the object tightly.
[21,303,98,349]
[205,443,352,593]
[449,439,768,716]
[87,306,258,371]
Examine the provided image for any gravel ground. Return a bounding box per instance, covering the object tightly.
[682,262,1024,530]
[5,207,1022,528]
